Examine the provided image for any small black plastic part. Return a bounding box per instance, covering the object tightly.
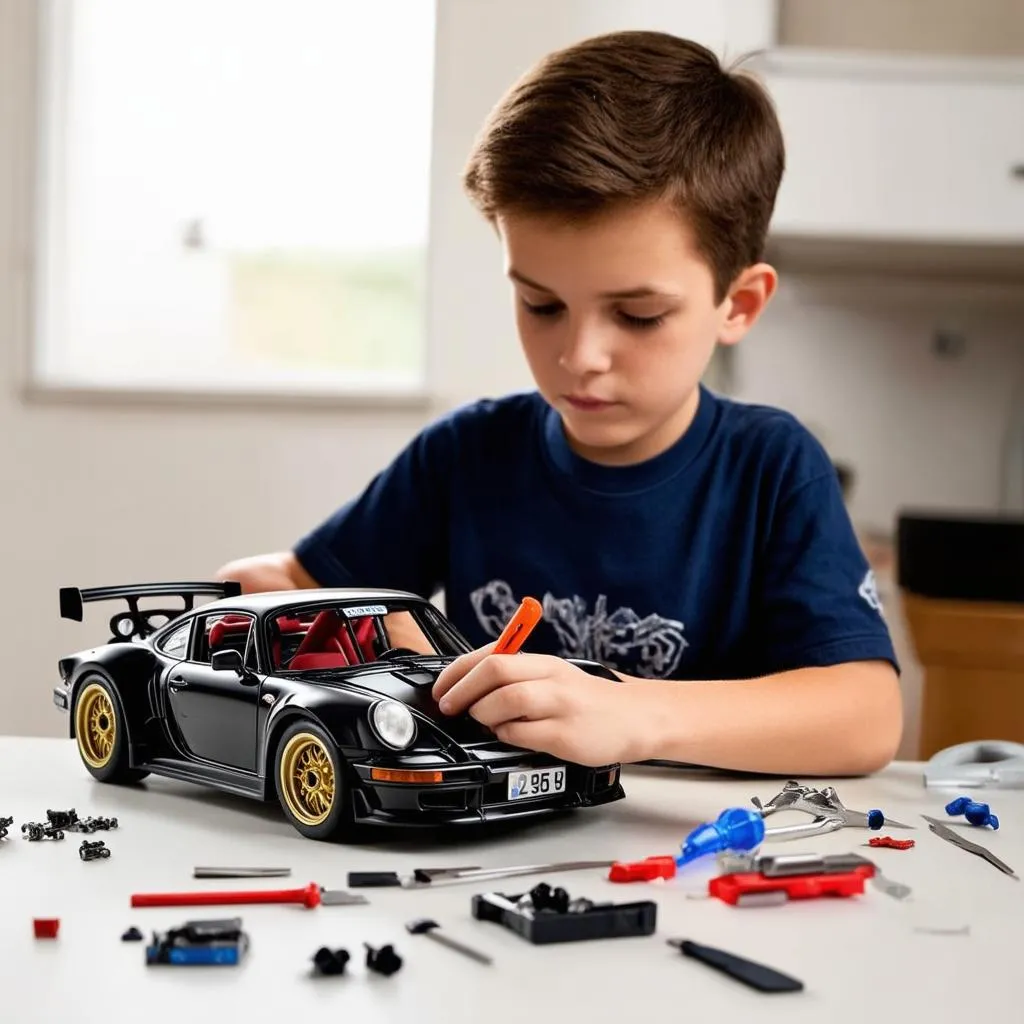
[472,890,657,945]
[79,839,110,861]
[348,871,401,887]
[527,882,569,914]
[122,927,143,941]
[669,939,804,993]
[47,809,79,830]
[22,822,64,841]
[312,946,351,976]
[364,942,403,976]
[405,918,440,934]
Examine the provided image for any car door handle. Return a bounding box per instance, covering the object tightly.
[168,676,188,690]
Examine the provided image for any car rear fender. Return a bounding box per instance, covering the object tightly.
[65,645,157,765]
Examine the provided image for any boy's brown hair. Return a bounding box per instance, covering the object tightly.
[463,30,784,302]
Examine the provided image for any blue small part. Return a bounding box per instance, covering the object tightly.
[676,807,765,868]
[945,795,998,829]
[867,809,884,830]
[146,945,241,965]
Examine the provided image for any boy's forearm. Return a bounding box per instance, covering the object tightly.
[619,661,902,776]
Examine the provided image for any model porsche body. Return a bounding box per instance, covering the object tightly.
[54,581,624,839]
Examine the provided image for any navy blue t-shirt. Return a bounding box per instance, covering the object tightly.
[293,387,898,681]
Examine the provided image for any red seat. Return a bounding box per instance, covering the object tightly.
[290,610,350,667]
[288,652,350,670]
[209,616,251,650]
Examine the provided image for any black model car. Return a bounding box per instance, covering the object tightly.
[54,582,624,840]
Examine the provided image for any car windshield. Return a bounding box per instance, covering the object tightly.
[265,600,470,672]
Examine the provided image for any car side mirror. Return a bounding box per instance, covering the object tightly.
[211,649,244,675]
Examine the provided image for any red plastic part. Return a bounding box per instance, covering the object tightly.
[33,918,60,938]
[709,866,874,905]
[868,837,916,850]
[130,881,322,909]
[608,856,677,882]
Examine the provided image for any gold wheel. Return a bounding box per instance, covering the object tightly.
[75,683,117,769]
[278,731,336,826]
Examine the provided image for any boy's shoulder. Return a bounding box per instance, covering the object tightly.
[708,390,837,496]
[417,390,546,453]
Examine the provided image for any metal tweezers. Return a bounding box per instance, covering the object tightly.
[921,815,1019,880]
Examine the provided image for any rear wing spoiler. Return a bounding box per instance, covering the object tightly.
[60,581,242,640]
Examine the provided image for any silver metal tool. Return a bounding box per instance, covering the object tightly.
[922,815,1019,879]
[753,780,914,829]
[319,889,371,905]
[193,867,291,879]
[760,816,846,842]
[406,917,493,965]
[402,860,614,889]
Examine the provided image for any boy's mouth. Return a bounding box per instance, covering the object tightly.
[564,394,616,412]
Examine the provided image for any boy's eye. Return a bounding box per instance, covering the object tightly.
[617,311,666,330]
[520,298,564,318]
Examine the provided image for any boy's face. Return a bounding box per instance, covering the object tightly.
[496,199,775,466]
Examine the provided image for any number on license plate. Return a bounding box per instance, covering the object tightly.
[507,766,566,800]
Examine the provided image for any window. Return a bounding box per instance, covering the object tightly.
[197,613,255,664]
[157,621,192,660]
[34,0,436,399]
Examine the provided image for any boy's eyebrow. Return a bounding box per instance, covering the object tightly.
[508,268,678,300]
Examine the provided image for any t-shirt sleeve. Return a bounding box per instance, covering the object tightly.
[291,415,456,599]
[753,447,900,675]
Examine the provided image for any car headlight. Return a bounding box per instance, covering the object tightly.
[370,700,416,749]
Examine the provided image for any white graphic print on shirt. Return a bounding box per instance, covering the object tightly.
[858,570,884,613]
[469,579,688,679]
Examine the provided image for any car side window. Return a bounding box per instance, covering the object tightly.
[157,622,192,660]
[196,613,255,664]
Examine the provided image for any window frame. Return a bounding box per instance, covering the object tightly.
[22,0,436,411]
[155,620,194,661]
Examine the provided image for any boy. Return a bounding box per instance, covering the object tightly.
[217,31,901,776]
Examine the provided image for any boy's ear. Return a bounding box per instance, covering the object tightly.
[718,263,778,345]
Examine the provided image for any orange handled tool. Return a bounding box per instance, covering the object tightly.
[494,596,542,654]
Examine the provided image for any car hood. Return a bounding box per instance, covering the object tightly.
[300,659,495,745]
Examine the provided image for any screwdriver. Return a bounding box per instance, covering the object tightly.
[406,917,493,965]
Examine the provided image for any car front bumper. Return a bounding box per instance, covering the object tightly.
[347,753,624,826]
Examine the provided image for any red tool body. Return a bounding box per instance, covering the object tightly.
[710,864,875,906]
[608,856,677,883]
[131,881,324,909]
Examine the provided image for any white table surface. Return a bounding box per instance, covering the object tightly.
[1,736,1021,1023]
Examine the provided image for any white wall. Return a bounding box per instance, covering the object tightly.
[0,0,773,737]
[733,273,1024,758]
[2,0,1020,761]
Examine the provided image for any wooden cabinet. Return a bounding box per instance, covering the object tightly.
[902,593,1024,758]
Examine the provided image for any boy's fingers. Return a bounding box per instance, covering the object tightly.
[468,681,555,730]
[432,641,498,702]
[437,653,545,714]
[492,718,560,755]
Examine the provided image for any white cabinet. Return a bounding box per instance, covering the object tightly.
[758,52,1024,252]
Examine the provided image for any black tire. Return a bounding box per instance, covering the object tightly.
[274,719,352,841]
[72,675,149,784]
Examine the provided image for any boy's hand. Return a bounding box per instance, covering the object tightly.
[432,648,646,766]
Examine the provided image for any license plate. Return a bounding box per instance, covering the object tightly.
[507,766,566,800]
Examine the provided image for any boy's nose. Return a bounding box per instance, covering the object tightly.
[557,325,613,376]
